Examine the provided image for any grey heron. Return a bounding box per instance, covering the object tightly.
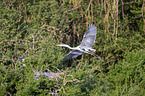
[57,24,101,59]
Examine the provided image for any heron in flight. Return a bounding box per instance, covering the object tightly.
[57,24,101,59]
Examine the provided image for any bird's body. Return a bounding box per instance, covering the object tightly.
[57,24,98,59]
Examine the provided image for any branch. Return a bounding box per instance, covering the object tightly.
[64,5,81,13]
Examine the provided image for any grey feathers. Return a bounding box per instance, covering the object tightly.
[63,50,84,58]
[80,25,97,48]
[57,24,97,59]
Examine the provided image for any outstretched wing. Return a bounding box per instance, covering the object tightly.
[63,50,84,58]
[80,24,97,48]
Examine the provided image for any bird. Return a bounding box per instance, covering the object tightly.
[57,24,100,59]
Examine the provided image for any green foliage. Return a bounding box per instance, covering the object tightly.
[0,0,144,95]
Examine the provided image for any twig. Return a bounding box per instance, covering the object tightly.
[53,66,61,72]
[85,0,93,13]
[121,0,124,19]
[123,1,138,5]
[91,0,93,23]
[64,5,81,13]
[116,0,118,40]
[142,0,144,21]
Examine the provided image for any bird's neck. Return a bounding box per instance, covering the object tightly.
[66,45,72,49]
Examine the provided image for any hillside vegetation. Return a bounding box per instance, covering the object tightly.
[0,0,145,95]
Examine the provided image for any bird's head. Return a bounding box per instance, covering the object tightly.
[56,44,68,46]
[56,44,63,46]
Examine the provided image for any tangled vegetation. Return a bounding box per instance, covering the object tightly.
[0,0,144,95]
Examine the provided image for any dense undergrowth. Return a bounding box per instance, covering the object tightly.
[0,0,145,95]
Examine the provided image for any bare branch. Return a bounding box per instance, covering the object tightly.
[64,5,81,13]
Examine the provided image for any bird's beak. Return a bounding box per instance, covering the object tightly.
[56,44,60,46]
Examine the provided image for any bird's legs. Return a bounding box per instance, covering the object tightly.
[88,52,102,60]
